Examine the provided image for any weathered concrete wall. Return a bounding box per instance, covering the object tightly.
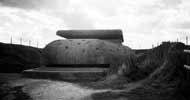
[42,39,136,74]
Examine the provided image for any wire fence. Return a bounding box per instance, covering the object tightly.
[151,36,189,48]
[10,36,40,48]
[8,35,189,49]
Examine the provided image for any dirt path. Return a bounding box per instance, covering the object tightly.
[0,73,145,100]
[9,79,110,100]
[10,79,144,100]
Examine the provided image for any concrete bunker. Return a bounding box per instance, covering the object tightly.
[24,29,135,81]
[42,30,127,68]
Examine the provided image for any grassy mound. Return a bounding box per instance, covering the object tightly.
[91,42,190,100]
[125,42,190,100]
[0,42,41,73]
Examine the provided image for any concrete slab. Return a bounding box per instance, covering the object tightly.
[56,29,123,42]
[22,67,107,81]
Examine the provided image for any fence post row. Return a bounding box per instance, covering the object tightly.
[9,36,189,48]
[10,36,39,48]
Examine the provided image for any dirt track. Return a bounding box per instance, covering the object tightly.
[7,78,109,100]
[0,73,143,100]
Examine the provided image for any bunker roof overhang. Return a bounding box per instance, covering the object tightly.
[56,29,124,42]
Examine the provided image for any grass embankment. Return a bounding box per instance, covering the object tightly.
[0,42,41,73]
[86,42,190,100]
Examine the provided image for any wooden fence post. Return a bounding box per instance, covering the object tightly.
[10,36,12,44]
[186,36,188,45]
[29,40,31,46]
[20,37,22,45]
[37,41,39,48]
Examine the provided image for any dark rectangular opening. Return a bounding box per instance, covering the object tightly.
[46,64,110,68]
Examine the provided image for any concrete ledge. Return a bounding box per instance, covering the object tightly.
[22,67,107,81]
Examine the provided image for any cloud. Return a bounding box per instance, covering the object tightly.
[0,0,70,10]
[0,0,190,49]
[0,0,44,9]
[161,0,182,8]
[0,0,96,29]
[174,22,190,29]
[0,7,64,46]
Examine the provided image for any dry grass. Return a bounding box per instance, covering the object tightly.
[90,42,190,100]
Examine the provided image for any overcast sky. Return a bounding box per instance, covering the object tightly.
[0,0,190,49]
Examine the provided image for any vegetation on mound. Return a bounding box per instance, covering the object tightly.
[0,73,31,100]
[0,84,31,100]
[91,42,190,100]
[125,42,190,100]
[0,42,41,73]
